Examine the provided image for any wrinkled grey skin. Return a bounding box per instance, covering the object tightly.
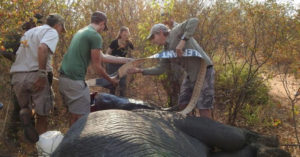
[52,93,290,157]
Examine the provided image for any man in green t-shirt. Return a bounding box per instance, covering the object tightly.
[59,11,132,126]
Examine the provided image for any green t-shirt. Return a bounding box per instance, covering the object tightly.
[60,25,102,80]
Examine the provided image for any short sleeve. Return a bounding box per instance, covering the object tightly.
[40,29,59,53]
[109,39,118,50]
[128,41,134,50]
[90,33,103,49]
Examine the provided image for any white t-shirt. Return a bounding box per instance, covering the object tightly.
[10,24,59,73]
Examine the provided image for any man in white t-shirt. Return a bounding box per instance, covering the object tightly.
[10,13,65,143]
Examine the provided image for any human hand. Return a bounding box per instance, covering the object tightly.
[176,40,186,57]
[32,77,47,92]
[127,67,143,74]
[110,76,119,87]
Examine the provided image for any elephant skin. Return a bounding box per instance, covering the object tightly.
[52,93,291,157]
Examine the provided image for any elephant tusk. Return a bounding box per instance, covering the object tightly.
[179,59,207,115]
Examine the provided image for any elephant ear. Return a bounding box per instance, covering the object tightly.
[179,59,207,115]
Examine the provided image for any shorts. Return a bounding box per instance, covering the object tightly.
[58,76,90,115]
[11,72,53,116]
[178,66,215,109]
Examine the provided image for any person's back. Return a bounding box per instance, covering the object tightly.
[60,25,103,80]
[11,24,58,73]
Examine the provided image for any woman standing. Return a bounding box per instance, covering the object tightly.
[106,26,134,97]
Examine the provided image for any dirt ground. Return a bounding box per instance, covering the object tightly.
[214,74,300,156]
[266,75,300,156]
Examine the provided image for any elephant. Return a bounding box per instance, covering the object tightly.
[52,93,290,157]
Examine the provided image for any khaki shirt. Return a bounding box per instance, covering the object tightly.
[143,18,213,83]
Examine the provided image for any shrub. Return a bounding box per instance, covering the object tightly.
[215,61,270,124]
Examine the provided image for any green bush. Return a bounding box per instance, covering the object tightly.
[241,104,262,126]
[215,61,270,124]
[216,62,270,107]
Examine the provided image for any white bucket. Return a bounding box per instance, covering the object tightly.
[36,131,64,157]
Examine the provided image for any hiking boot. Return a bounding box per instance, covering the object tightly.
[19,109,39,143]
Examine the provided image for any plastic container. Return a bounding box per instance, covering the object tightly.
[36,131,64,157]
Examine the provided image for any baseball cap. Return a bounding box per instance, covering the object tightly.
[146,23,169,40]
[46,13,66,33]
[91,11,108,31]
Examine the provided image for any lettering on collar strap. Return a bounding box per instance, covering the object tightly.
[149,49,203,59]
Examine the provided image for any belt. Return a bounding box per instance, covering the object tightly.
[59,72,68,78]
[207,65,213,69]
[12,70,38,73]
[12,70,54,73]
[59,71,73,80]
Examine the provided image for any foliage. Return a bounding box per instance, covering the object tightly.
[241,104,263,126]
[216,62,270,105]
[215,60,271,123]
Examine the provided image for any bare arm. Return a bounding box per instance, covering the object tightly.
[32,43,49,92]
[142,59,168,75]
[38,43,49,70]
[128,59,168,75]
[101,52,133,64]
[173,18,199,57]
[105,47,112,55]
[91,49,117,85]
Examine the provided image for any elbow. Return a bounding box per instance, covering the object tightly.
[38,44,49,55]
[92,63,104,76]
[190,17,199,22]
[38,44,46,53]
[100,53,107,62]
[91,61,100,71]
[190,18,199,25]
